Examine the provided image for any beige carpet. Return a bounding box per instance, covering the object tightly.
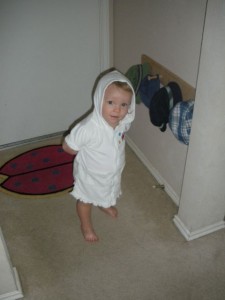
[0,137,225,300]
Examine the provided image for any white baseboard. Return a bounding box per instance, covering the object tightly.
[173,215,225,241]
[0,268,23,300]
[125,136,225,241]
[125,135,180,206]
[0,131,65,150]
[0,228,23,300]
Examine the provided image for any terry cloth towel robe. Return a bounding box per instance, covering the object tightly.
[65,70,135,208]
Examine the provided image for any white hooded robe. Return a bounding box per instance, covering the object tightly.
[65,70,135,207]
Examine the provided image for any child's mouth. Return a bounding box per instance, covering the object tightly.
[110,115,119,119]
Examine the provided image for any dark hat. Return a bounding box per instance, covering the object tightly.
[169,100,194,145]
[139,75,160,108]
[149,82,183,132]
[125,63,151,104]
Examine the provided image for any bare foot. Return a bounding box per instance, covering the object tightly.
[99,206,118,218]
[81,225,99,242]
[76,201,99,242]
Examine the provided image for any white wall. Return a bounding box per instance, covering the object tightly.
[0,0,110,146]
[113,0,207,203]
[174,0,225,240]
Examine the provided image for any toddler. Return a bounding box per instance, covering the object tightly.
[63,70,135,242]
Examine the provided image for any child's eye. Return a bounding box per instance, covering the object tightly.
[121,103,128,108]
[107,100,113,105]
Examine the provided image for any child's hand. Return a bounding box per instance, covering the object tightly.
[62,141,77,155]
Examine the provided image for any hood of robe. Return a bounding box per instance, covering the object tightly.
[92,70,135,130]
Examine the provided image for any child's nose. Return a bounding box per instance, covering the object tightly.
[113,104,121,112]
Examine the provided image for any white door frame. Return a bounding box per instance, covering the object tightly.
[99,0,113,71]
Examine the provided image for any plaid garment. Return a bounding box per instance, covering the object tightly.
[169,100,194,145]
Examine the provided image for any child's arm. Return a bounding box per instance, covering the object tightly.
[62,140,78,155]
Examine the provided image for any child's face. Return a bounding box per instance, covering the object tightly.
[102,83,132,129]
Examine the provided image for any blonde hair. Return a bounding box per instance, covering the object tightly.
[110,81,133,94]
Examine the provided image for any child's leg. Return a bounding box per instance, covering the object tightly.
[76,200,99,242]
[99,206,118,218]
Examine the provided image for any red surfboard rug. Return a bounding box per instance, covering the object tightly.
[0,145,75,197]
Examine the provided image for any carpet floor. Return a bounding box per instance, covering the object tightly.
[0,137,225,300]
